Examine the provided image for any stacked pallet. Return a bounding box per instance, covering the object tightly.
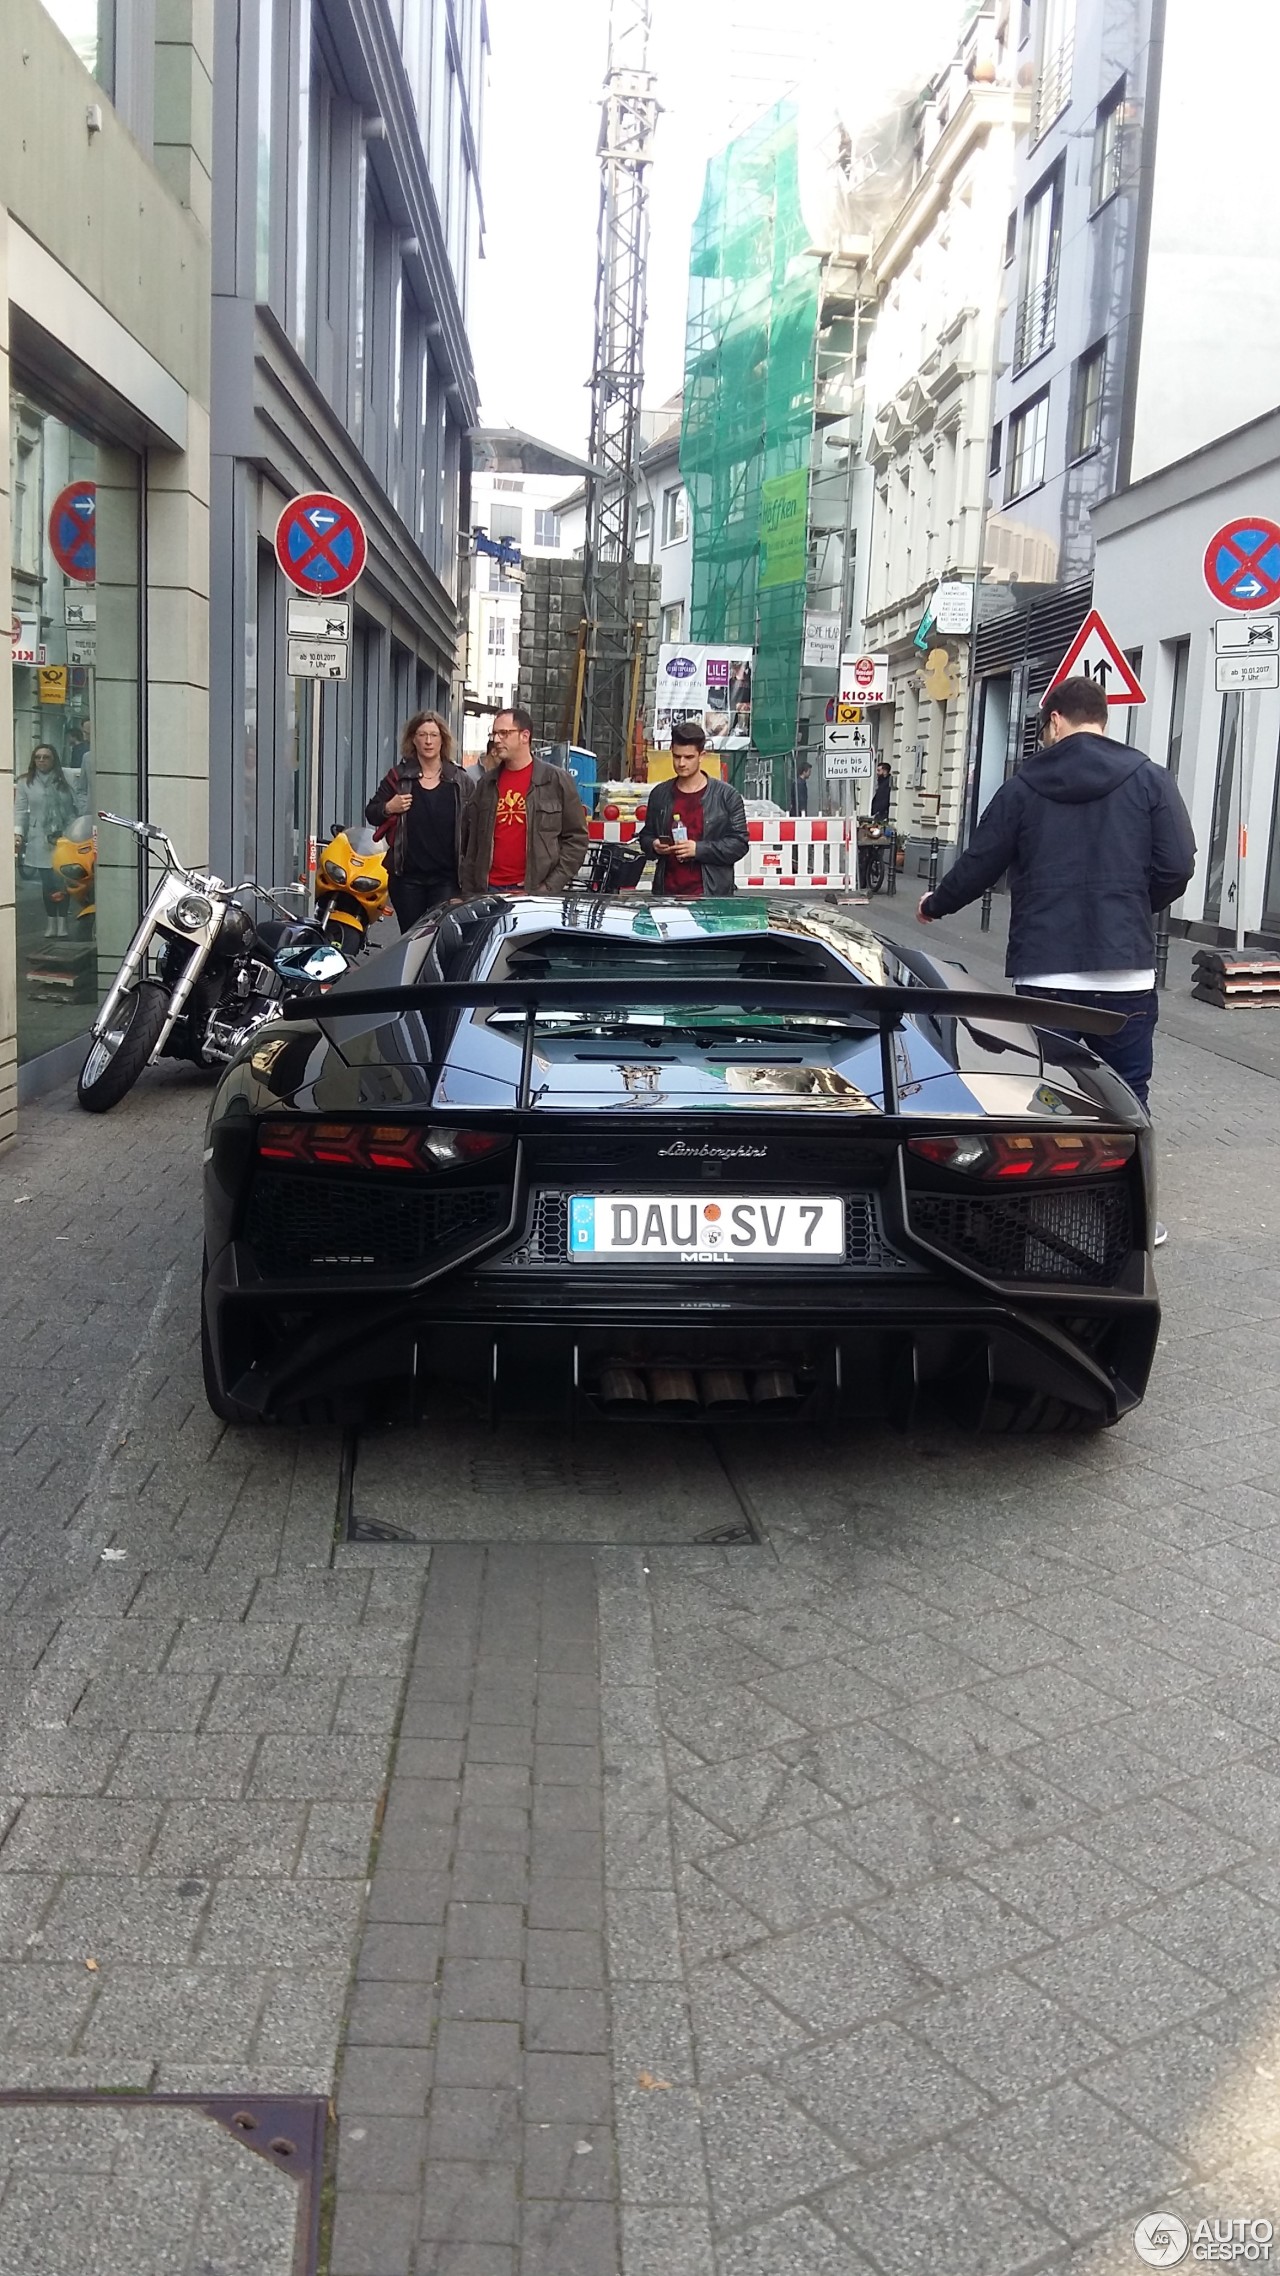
[1192,949,1280,1008]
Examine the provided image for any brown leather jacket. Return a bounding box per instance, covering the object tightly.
[459,756,589,895]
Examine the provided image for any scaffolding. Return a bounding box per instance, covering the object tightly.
[681,100,822,779]
[578,0,659,771]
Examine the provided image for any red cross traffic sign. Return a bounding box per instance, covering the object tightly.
[274,491,367,597]
[1203,516,1280,613]
[1046,608,1145,705]
[48,482,97,583]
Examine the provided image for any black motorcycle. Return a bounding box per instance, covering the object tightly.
[77,813,347,1112]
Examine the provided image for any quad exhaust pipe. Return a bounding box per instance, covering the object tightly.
[594,1365,801,1415]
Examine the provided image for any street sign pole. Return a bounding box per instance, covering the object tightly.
[1236,691,1262,952]
[307,688,322,891]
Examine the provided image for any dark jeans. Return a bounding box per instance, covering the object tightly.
[1015,985,1158,1112]
[388,874,454,933]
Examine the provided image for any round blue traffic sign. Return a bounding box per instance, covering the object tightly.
[1203,517,1280,612]
[48,482,97,583]
[274,491,367,597]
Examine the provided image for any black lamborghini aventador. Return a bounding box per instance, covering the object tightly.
[200,893,1159,1433]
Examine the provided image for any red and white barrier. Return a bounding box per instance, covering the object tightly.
[585,805,859,891]
[735,816,857,890]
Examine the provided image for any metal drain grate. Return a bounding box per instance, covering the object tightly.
[0,2093,326,2276]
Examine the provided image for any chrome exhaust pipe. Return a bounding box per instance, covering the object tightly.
[699,1369,750,1412]
[751,1367,799,1407]
[598,1365,649,1411]
[648,1368,701,1415]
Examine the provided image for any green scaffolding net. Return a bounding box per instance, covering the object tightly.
[681,101,821,781]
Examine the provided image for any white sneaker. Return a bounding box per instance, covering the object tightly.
[44,917,56,938]
[1153,1222,1168,1248]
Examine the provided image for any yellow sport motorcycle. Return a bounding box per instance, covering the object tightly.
[315,824,388,950]
[51,818,97,933]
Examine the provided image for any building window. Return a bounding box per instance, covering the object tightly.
[636,501,653,543]
[486,615,508,654]
[1091,81,1127,211]
[10,383,140,1068]
[1014,164,1063,371]
[662,485,689,545]
[487,502,522,544]
[1071,340,1106,459]
[1004,209,1017,265]
[1163,638,1190,780]
[1032,0,1076,142]
[493,477,523,493]
[660,600,685,644]
[533,509,561,549]
[989,422,1003,476]
[36,1,113,90]
[1205,693,1242,925]
[1006,389,1050,500]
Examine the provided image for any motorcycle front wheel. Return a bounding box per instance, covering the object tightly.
[77,981,169,1113]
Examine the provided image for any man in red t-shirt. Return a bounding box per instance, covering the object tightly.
[487,744,534,889]
[657,738,707,898]
[458,708,588,895]
[636,721,750,897]
[652,729,712,897]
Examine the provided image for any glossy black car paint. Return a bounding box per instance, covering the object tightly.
[202,895,1160,1430]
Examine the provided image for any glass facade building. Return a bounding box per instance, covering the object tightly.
[210,0,485,891]
[4,0,212,1128]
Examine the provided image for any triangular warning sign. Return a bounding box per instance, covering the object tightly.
[1047,609,1145,705]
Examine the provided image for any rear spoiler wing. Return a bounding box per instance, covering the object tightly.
[281,977,1124,1115]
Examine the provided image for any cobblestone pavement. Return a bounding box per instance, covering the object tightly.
[1,942,1279,2273]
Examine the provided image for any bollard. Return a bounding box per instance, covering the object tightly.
[886,828,897,896]
[980,886,993,934]
[928,836,940,897]
[1155,909,1170,992]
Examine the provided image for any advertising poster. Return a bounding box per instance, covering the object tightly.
[758,469,808,591]
[655,643,754,749]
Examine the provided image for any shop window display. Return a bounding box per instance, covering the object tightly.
[10,388,140,1064]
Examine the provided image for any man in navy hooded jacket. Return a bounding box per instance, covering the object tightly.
[917,673,1195,1118]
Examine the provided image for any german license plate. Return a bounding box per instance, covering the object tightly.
[568,1194,845,1262]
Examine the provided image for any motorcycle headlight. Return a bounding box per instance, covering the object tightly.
[321,859,347,884]
[352,875,380,897]
[172,892,214,931]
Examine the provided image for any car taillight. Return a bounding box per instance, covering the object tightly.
[257,1120,511,1172]
[908,1132,1134,1179]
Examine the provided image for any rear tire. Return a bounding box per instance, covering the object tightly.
[77,982,168,1113]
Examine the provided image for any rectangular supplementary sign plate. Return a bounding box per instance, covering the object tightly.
[569,1193,845,1262]
[1216,615,1278,654]
[1215,654,1280,692]
[288,596,352,640]
[825,747,873,780]
[287,636,349,679]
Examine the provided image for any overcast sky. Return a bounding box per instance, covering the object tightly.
[469,0,968,453]
[470,0,730,454]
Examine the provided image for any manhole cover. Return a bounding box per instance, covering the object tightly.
[348,1419,758,1545]
[0,2094,324,2276]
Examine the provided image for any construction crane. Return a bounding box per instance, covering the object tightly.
[573,0,659,773]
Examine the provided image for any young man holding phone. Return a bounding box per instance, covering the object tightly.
[637,722,749,898]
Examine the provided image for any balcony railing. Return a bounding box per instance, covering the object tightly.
[1013,265,1059,372]
[1032,29,1074,142]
